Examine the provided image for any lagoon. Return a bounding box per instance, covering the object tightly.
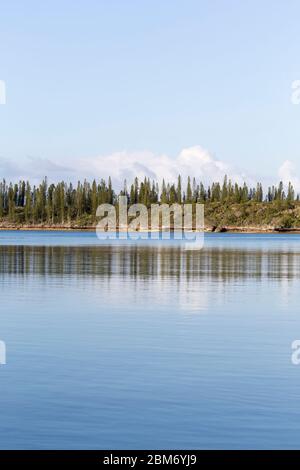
[0,231,300,449]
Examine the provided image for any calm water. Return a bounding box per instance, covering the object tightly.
[1,231,300,449]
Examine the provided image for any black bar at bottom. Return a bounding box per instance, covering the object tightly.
[0,450,297,466]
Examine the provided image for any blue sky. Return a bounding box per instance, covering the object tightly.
[0,0,300,186]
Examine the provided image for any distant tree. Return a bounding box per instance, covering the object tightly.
[287,182,295,202]
[186,177,192,203]
[221,175,228,202]
[177,175,182,204]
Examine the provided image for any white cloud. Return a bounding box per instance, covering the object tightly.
[1,147,299,193]
[77,145,251,188]
[278,160,300,192]
[0,156,74,183]
[0,146,246,187]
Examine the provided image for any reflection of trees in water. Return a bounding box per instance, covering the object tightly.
[0,245,300,281]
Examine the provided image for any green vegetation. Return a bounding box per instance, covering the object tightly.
[0,176,300,230]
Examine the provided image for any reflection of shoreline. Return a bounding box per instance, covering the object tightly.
[1,245,300,281]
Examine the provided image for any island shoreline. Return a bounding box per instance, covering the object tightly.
[1,225,300,234]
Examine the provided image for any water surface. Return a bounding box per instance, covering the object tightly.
[0,231,300,449]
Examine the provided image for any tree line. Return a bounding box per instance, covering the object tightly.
[0,176,298,224]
